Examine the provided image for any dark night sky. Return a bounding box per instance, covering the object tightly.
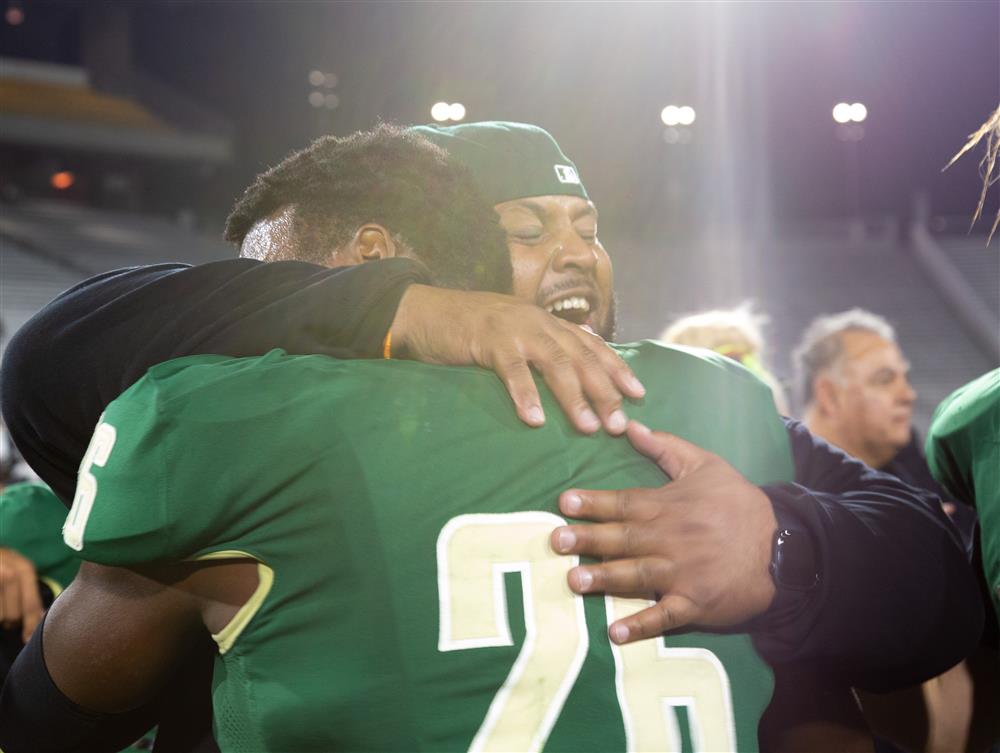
[2,1,998,235]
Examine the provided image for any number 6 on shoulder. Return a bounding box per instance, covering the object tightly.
[64,419,118,551]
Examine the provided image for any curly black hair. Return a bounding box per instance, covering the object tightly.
[224,123,511,293]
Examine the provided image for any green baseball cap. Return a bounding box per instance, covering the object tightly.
[409,121,588,206]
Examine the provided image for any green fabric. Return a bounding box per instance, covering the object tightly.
[71,343,793,752]
[0,482,79,590]
[410,121,588,205]
[926,368,1000,621]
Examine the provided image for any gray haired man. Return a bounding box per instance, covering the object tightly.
[793,309,916,470]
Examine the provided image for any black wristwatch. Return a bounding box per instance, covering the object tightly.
[769,528,820,592]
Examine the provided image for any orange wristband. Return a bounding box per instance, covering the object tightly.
[382,329,392,359]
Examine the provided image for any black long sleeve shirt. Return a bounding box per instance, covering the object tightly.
[1,258,432,504]
[0,259,983,691]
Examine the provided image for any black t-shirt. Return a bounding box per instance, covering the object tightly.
[1,258,431,504]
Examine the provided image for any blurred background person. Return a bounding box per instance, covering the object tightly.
[792,309,996,753]
[793,309,939,491]
[0,480,78,675]
[660,302,791,414]
[1,417,78,680]
[926,368,1000,753]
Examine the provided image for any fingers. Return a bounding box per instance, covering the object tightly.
[551,521,661,559]
[520,316,639,436]
[625,421,709,480]
[568,322,646,400]
[554,322,644,433]
[563,557,676,599]
[492,350,547,427]
[0,548,45,643]
[392,289,644,434]
[526,331,603,434]
[607,594,699,644]
[0,558,21,629]
[557,486,660,524]
[17,566,44,644]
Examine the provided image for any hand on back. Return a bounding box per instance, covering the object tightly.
[550,421,779,642]
[392,285,645,435]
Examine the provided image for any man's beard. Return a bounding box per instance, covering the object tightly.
[599,290,618,342]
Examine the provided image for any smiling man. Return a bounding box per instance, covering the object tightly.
[410,122,616,338]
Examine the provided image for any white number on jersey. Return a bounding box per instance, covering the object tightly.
[437,512,737,753]
[437,512,589,752]
[64,419,117,551]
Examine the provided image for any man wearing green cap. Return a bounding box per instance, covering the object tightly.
[0,122,981,752]
[408,121,614,340]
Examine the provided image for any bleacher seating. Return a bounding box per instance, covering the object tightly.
[933,232,1000,317]
[1,199,230,358]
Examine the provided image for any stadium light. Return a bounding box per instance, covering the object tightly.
[308,91,325,108]
[324,93,339,110]
[51,171,74,190]
[661,105,695,127]
[431,102,451,122]
[431,102,466,122]
[308,70,325,87]
[833,102,867,124]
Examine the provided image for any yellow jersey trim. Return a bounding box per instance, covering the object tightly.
[192,549,274,655]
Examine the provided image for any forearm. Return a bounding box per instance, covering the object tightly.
[53,258,432,381]
[1,257,432,502]
[754,421,984,691]
[0,616,157,753]
[0,563,212,752]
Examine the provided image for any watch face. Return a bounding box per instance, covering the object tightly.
[772,529,820,591]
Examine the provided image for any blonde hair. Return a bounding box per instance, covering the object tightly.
[660,303,790,415]
[660,303,766,356]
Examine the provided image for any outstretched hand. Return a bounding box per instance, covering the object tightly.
[392,285,645,435]
[550,421,778,643]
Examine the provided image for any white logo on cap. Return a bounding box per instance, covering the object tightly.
[554,164,580,185]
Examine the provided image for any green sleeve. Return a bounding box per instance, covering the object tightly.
[63,373,172,565]
[65,351,320,567]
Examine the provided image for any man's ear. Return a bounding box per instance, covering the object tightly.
[352,224,402,262]
[813,373,840,416]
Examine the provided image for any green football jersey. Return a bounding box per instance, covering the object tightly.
[65,342,794,753]
[926,368,1000,622]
